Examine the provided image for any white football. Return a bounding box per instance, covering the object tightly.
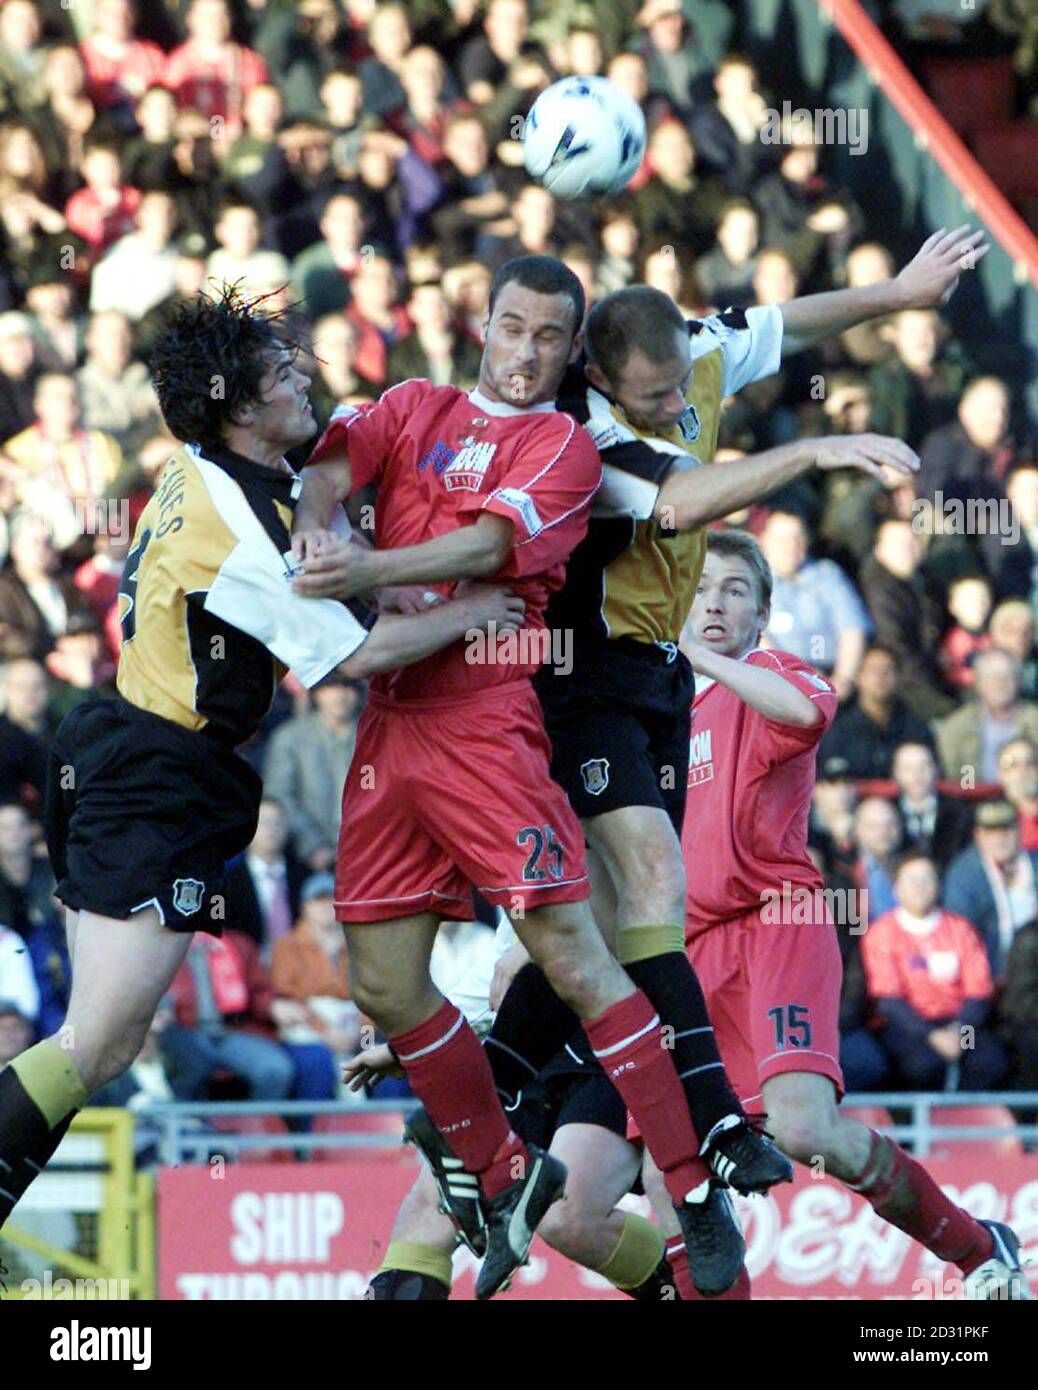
[522,76,646,199]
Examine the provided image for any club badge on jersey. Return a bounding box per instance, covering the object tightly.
[580,758,610,795]
[677,403,701,443]
[172,877,206,916]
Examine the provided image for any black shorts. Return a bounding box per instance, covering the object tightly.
[509,1035,627,1146]
[535,637,694,834]
[45,697,262,934]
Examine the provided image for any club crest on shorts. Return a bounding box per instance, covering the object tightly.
[172,878,205,916]
[580,758,610,796]
[677,403,701,442]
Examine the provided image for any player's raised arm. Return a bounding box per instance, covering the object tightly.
[684,638,822,726]
[292,512,516,599]
[654,432,919,532]
[779,225,989,355]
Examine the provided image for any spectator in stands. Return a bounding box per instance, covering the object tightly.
[386,278,481,388]
[307,314,377,424]
[936,646,1038,783]
[0,194,71,324]
[918,375,1018,505]
[352,126,442,258]
[254,0,347,121]
[205,198,291,299]
[751,245,799,306]
[360,2,412,119]
[862,850,1008,1090]
[0,311,39,445]
[221,81,284,188]
[595,202,640,298]
[944,799,1038,973]
[891,740,974,872]
[88,190,180,321]
[271,871,361,1071]
[836,241,897,368]
[0,918,39,1025]
[859,517,954,718]
[852,794,902,920]
[44,611,116,720]
[64,139,141,258]
[320,67,368,177]
[0,698,45,806]
[694,197,759,309]
[938,574,993,691]
[487,182,560,268]
[999,918,1038,1093]
[458,0,531,107]
[345,250,411,386]
[633,0,705,117]
[641,241,701,317]
[822,647,939,783]
[163,0,269,140]
[989,598,1038,698]
[4,373,123,526]
[222,798,307,956]
[688,53,770,194]
[291,192,366,321]
[79,0,165,128]
[23,270,82,375]
[0,513,96,661]
[431,112,509,262]
[753,128,860,286]
[987,463,1038,605]
[442,256,491,347]
[760,509,870,698]
[997,735,1038,850]
[264,674,363,874]
[810,755,858,880]
[634,119,725,256]
[76,309,163,457]
[0,799,55,940]
[0,0,46,115]
[867,308,966,449]
[162,929,296,1101]
[133,245,208,361]
[0,655,52,742]
[121,84,178,192]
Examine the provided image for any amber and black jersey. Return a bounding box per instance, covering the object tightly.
[552,305,784,648]
[116,443,373,746]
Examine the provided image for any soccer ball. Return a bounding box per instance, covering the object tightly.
[522,77,646,199]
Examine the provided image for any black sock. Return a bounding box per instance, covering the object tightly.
[366,1269,450,1301]
[625,952,742,1140]
[625,1255,683,1301]
[484,963,578,1104]
[0,1068,77,1227]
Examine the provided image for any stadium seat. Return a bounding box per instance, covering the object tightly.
[311,1109,408,1161]
[209,1113,294,1164]
[841,1105,895,1131]
[927,1105,1023,1161]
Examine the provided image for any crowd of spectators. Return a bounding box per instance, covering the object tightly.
[0,0,1037,1132]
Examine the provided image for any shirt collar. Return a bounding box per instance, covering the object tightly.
[466,387,556,417]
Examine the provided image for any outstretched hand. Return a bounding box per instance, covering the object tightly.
[895,225,990,309]
[812,433,920,486]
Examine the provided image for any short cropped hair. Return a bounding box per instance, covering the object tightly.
[704,529,773,612]
[584,284,686,384]
[488,255,585,335]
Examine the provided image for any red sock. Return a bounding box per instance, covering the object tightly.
[847,1130,994,1274]
[583,989,708,1202]
[665,1239,751,1300]
[390,1001,527,1198]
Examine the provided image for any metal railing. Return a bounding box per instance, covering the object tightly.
[140,1093,1038,1166]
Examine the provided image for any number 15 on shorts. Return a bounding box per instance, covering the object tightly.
[767,1003,813,1049]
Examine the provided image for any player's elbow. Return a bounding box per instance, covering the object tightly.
[465,515,514,575]
[786,700,822,728]
[654,488,708,532]
[338,632,383,680]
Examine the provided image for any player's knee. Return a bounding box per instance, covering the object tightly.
[73,1019,152,1091]
[612,837,684,918]
[767,1105,836,1166]
[537,1194,596,1262]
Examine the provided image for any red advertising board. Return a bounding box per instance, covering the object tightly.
[157,1153,1038,1300]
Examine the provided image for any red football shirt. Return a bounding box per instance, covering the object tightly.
[682,648,838,932]
[308,378,601,701]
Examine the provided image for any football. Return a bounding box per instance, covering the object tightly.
[522,76,647,199]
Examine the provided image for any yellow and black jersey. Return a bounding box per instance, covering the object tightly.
[116,443,373,745]
[553,305,784,647]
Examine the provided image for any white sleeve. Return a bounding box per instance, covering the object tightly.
[193,455,371,689]
[695,305,784,397]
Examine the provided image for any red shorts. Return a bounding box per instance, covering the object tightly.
[335,682,590,923]
[686,906,845,1107]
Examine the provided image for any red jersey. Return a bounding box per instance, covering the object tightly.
[861,907,993,1020]
[682,648,838,931]
[309,378,601,702]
